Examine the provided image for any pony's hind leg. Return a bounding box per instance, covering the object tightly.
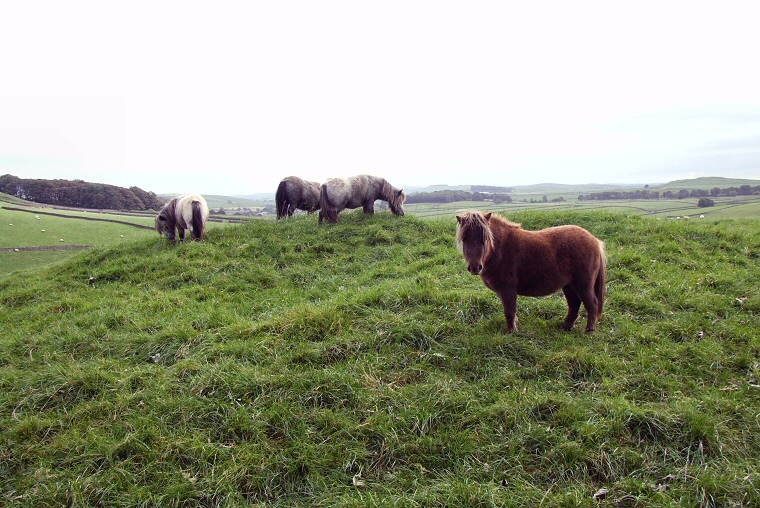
[561,286,582,331]
[579,288,600,333]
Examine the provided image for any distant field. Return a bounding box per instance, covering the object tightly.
[403,195,760,220]
[159,194,271,211]
[0,207,156,274]
[0,207,155,248]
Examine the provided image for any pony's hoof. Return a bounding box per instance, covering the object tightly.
[561,322,574,331]
[584,326,596,333]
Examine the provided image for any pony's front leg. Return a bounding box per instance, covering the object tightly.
[363,201,375,215]
[178,227,186,241]
[496,289,519,333]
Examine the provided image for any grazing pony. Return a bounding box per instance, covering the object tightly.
[275,176,322,219]
[456,210,606,333]
[156,194,209,241]
[319,175,406,223]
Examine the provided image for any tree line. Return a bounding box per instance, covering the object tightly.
[0,174,164,210]
[471,185,514,193]
[405,189,513,204]
[578,185,760,202]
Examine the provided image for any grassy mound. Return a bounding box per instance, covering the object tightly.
[2,210,759,507]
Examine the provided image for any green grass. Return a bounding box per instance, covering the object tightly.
[1,249,84,276]
[2,209,760,507]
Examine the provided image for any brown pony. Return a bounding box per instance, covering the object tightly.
[456,210,606,333]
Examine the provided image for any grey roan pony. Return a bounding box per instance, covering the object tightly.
[155,194,210,241]
[319,175,406,223]
[275,176,322,219]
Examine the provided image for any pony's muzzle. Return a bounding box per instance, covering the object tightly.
[467,263,483,275]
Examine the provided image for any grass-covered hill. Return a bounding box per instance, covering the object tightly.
[2,211,759,507]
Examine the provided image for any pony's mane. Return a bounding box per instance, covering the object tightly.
[456,210,494,253]
[380,178,405,209]
[456,210,522,252]
[156,197,178,232]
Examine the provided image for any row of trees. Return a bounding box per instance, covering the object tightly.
[0,175,164,211]
[405,190,513,204]
[471,185,514,193]
[579,185,760,202]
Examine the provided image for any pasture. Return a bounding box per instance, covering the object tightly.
[403,194,760,221]
[1,210,759,506]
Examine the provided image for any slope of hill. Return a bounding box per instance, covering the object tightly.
[655,176,760,191]
[1,211,759,506]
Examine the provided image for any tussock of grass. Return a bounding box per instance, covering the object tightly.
[2,211,760,506]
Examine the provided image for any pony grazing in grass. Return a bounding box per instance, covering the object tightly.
[275,176,322,219]
[319,175,406,223]
[456,210,606,333]
[156,194,209,241]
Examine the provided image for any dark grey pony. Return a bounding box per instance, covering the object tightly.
[156,194,209,241]
[319,175,406,223]
[275,176,322,219]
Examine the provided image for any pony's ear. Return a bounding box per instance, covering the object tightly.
[397,189,403,197]
[483,212,492,222]
[456,215,463,224]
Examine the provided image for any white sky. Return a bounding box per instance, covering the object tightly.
[1,1,759,195]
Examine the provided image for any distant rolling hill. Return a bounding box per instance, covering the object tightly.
[654,176,760,191]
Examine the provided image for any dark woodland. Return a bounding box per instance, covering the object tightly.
[0,174,164,210]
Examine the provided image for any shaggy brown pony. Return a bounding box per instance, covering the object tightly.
[456,210,606,333]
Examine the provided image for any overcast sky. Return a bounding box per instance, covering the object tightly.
[1,1,759,196]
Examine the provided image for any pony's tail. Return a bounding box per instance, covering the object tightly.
[595,240,607,318]
[275,180,289,219]
[319,183,338,223]
[191,200,205,240]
